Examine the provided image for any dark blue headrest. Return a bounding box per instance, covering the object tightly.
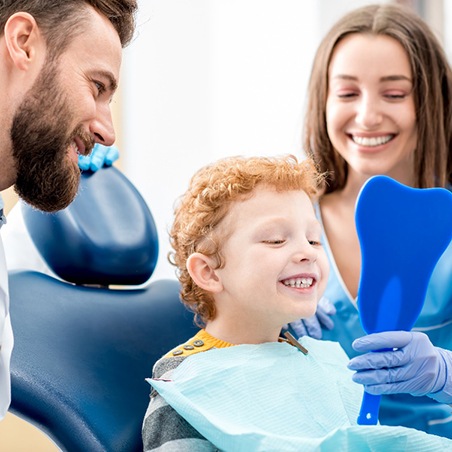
[22,166,159,286]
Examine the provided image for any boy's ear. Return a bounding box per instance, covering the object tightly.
[186,253,223,293]
[4,12,43,71]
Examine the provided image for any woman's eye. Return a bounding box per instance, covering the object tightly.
[333,88,359,99]
[337,92,357,99]
[382,86,412,100]
[384,93,407,100]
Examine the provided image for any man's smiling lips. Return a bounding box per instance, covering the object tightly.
[68,136,92,163]
[74,136,89,156]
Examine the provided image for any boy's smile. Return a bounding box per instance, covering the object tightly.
[280,274,318,290]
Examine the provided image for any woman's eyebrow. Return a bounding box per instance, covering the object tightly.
[331,74,412,83]
[380,75,412,83]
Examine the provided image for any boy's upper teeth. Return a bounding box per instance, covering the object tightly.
[352,135,393,146]
[283,277,313,288]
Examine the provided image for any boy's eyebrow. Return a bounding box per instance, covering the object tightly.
[254,217,321,232]
[254,218,287,231]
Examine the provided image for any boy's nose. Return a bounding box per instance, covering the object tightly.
[292,242,317,263]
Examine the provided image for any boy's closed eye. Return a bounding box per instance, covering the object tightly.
[261,239,286,245]
[308,239,322,246]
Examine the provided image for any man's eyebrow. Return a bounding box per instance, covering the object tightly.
[94,70,118,92]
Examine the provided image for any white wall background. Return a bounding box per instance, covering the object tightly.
[121,0,449,282]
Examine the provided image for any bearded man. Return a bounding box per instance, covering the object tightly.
[0,0,137,420]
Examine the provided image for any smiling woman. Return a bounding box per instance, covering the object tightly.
[325,34,417,187]
[290,2,452,438]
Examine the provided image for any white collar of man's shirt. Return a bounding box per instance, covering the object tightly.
[0,195,6,229]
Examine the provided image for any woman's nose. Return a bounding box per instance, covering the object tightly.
[355,95,382,129]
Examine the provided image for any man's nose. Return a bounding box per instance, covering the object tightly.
[90,104,116,146]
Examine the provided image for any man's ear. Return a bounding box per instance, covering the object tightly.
[4,12,43,71]
[186,253,223,294]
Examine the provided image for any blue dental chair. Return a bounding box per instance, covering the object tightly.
[8,166,198,451]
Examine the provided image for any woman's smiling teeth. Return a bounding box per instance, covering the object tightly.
[282,277,314,288]
[351,134,394,147]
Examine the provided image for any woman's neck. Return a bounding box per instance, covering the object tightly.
[342,165,417,200]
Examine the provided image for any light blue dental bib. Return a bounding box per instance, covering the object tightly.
[150,337,452,451]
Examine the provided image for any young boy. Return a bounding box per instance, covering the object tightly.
[142,155,452,451]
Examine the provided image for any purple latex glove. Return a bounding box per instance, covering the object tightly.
[348,331,452,403]
[78,144,119,171]
[284,297,336,340]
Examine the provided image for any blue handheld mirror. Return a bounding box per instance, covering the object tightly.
[355,175,452,425]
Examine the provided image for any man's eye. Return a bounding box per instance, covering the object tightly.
[94,80,106,95]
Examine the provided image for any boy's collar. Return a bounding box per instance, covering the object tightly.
[165,329,309,359]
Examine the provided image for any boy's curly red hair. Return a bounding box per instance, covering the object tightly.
[169,154,322,326]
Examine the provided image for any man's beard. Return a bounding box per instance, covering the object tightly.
[10,62,94,212]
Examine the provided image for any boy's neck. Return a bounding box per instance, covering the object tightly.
[205,318,282,345]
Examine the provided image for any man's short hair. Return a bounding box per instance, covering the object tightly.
[0,0,137,56]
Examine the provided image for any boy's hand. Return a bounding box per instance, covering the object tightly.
[78,144,119,172]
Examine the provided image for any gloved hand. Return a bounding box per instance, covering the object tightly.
[348,331,452,403]
[78,144,119,171]
[284,297,336,339]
